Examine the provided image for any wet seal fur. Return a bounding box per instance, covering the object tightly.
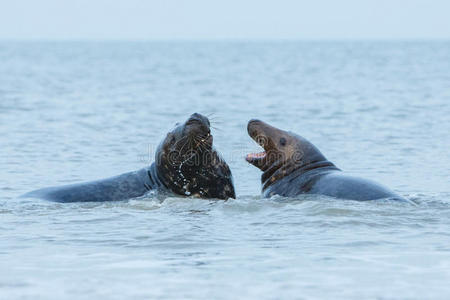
[246,119,405,201]
[22,113,235,202]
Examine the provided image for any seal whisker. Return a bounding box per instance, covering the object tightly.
[193,136,211,154]
[173,134,189,148]
[179,136,192,154]
[194,136,207,152]
[209,118,223,123]
[191,136,204,150]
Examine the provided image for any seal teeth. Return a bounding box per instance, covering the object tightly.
[245,151,266,162]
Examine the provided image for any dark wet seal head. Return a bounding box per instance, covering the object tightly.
[246,119,334,191]
[160,113,213,166]
[156,113,235,199]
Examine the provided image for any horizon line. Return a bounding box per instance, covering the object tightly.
[1,37,450,42]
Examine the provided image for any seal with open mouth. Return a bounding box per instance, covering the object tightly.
[22,113,236,202]
[246,119,404,201]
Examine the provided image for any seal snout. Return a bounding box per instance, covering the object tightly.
[247,119,263,138]
[248,119,262,125]
[187,113,209,126]
[184,113,212,148]
[186,113,211,133]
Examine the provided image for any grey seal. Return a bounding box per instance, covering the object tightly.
[22,113,236,202]
[246,119,405,201]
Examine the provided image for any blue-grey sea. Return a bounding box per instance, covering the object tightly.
[1,41,450,299]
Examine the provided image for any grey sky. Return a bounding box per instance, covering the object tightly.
[1,0,449,40]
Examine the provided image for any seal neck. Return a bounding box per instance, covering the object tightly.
[262,160,340,191]
[146,163,167,190]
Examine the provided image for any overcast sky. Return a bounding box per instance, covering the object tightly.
[1,0,449,40]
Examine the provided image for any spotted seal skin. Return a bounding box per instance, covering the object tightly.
[22,113,235,202]
[246,119,405,201]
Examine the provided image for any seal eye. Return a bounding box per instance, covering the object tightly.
[280,137,287,146]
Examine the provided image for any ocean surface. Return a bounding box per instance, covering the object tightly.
[1,41,449,299]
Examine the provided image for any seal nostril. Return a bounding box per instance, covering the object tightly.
[187,113,210,129]
[248,119,263,135]
[249,119,262,124]
[186,117,202,127]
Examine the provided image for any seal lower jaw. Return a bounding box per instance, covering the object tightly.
[246,149,272,170]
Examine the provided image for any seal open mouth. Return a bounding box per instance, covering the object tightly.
[246,119,273,169]
[246,142,268,168]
